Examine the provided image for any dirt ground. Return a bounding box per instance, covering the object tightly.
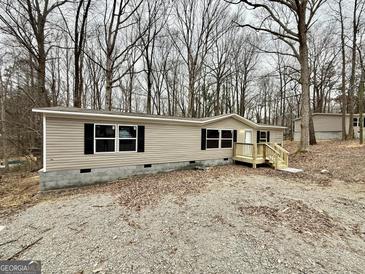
[0,140,365,273]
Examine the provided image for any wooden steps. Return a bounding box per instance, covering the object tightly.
[233,142,289,170]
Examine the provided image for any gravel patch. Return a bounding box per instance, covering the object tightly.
[1,171,365,273]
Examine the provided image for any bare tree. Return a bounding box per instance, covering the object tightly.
[359,52,364,144]
[91,0,149,111]
[206,28,234,115]
[231,0,327,151]
[73,0,92,108]
[171,0,229,117]
[0,68,7,170]
[333,0,348,140]
[347,0,365,139]
[140,0,169,114]
[0,0,68,106]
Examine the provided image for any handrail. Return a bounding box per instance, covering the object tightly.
[264,144,281,169]
[273,144,289,154]
[233,142,289,169]
[273,144,289,167]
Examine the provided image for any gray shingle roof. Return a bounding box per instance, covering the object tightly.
[32,107,286,130]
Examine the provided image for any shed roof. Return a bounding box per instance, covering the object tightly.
[293,113,365,121]
[32,107,286,130]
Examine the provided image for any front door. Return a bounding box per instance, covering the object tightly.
[243,130,253,155]
[244,130,253,144]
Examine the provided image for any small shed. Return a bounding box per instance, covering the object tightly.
[294,113,365,141]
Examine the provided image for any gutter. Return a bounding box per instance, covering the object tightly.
[32,109,285,130]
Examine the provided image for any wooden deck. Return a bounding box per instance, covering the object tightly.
[233,142,289,169]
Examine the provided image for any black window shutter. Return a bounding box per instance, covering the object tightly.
[233,130,237,142]
[267,131,270,142]
[137,126,145,152]
[256,130,260,143]
[84,123,94,154]
[201,128,206,150]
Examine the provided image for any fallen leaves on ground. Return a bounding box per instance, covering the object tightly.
[238,199,343,236]
[0,172,39,217]
[113,166,248,210]
[285,140,365,184]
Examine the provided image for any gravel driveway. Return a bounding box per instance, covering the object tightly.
[1,167,365,273]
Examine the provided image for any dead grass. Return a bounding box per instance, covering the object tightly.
[0,172,39,217]
[239,199,343,236]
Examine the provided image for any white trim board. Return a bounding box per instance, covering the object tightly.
[32,108,286,130]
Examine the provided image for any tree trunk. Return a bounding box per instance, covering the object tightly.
[0,74,7,171]
[309,112,317,145]
[339,0,347,140]
[74,51,82,108]
[359,56,364,144]
[188,70,195,117]
[37,36,48,107]
[240,80,246,116]
[347,0,359,140]
[214,80,221,115]
[146,62,153,114]
[65,39,70,107]
[298,4,310,151]
[128,72,133,113]
[73,0,91,108]
[105,56,113,111]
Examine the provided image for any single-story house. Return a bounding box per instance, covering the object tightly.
[294,113,365,141]
[33,107,287,190]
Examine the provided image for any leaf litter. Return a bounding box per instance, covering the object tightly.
[238,199,343,236]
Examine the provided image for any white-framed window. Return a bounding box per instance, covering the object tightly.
[221,129,233,148]
[259,131,268,142]
[94,124,116,153]
[94,124,138,153]
[353,117,359,127]
[206,129,220,149]
[119,125,137,152]
[206,129,233,149]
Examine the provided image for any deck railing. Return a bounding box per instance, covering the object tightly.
[264,144,280,169]
[273,143,289,167]
[234,143,256,158]
[233,142,289,169]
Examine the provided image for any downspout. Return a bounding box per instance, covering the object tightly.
[43,114,46,172]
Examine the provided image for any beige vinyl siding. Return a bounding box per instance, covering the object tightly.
[46,116,249,171]
[270,130,283,144]
[313,115,343,131]
[206,118,252,144]
[294,114,353,141]
[255,129,283,144]
[205,118,251,130]
[295,115,352,133]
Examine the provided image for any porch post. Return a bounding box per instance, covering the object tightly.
[252,143,257,168]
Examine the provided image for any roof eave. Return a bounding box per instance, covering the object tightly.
[32,108,202,125]
[32,108,286,130]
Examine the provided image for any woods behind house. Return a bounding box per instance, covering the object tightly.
[0,0,365,168]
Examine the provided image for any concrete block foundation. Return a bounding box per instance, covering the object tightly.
[40,158,233,191]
